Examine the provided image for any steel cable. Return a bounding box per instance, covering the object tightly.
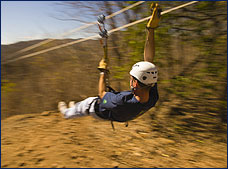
[6,1,145,59]
[2,1,198,65]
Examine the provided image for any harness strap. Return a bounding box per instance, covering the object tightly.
[109,111,115,131]
[93,87,128,130]
[86,97,100,115]
[111,121,115,131]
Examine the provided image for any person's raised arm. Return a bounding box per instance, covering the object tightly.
[144,3,161,63]
[144,29,155,63]
[98,72,107,99]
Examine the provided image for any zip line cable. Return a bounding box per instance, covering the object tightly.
[109,1,198,34]
[2,1,198,65]
[6,1,145,59]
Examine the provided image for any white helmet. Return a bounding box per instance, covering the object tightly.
[130,61,158,85]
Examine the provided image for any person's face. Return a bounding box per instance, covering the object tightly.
[130,76,137,89]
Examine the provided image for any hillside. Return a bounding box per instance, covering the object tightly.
[1,110,227,168]
[1,38,106,119]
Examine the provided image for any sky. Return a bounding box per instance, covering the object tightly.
[1,1,96,45]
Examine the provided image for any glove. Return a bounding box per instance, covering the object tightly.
[147,3,162,29]
[97,59,109,72]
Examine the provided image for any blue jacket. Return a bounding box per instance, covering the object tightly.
[97,83,159,122]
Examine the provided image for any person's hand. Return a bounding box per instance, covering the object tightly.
[146,3,162,29]
[97,59,109,73]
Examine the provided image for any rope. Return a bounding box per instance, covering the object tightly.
[105,1,145,20]
[109,1,198,34]
[6,1,145,58]
[2,35,99,64]
[2,1,198,65]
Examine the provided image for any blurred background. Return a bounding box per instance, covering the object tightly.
[1,1,227,168]
[1,1,227,136]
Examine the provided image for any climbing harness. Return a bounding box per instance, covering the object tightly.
[97,14,109,72]
[97,15,129,131]
[97,14,111,90]
[97,15,115,130]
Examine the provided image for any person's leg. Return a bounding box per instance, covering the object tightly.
[58,97,98,119]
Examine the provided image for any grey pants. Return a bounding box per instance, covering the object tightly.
[60,97,103,119]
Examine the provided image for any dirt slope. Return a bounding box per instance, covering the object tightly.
[1,111,227,168]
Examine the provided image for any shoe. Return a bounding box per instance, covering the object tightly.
[58,101,67,114]
[68,101,75,108]
[147,3,162,29]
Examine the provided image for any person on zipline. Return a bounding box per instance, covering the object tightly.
[58,4,161,125]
